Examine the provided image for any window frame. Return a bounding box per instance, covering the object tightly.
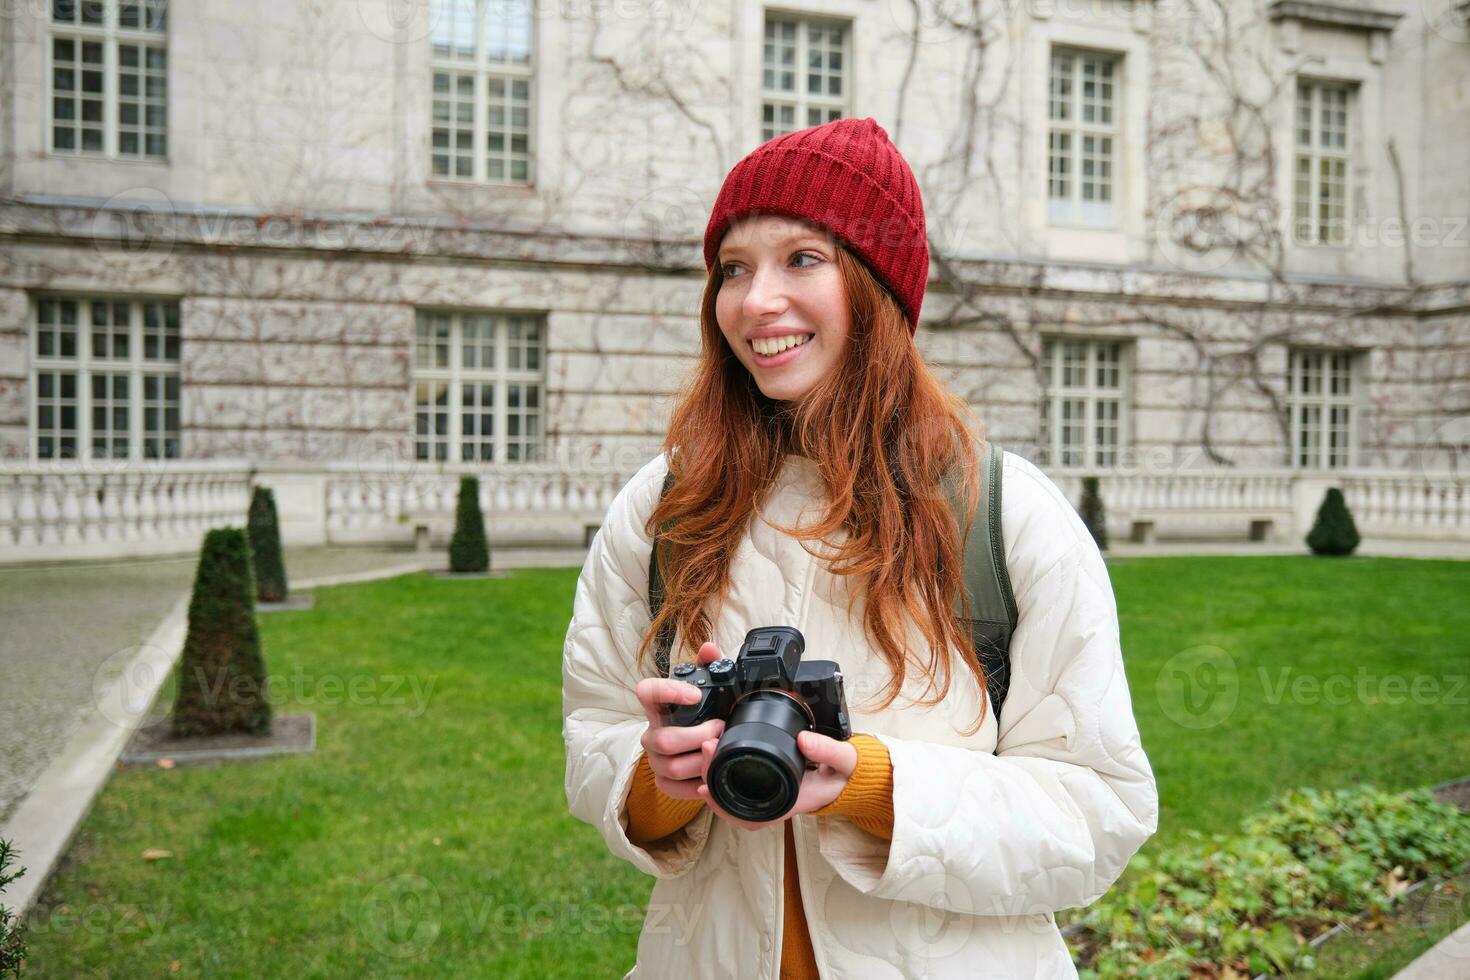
[1286,347,1361,469]
[412,309,547,465]
[1037,335,1131,469]
[428,0,536,185]
[28,294,183,463]
[1292,77,1356,248]
[760,11,850,142]
[46,0,169,161]
[1046,45,1123,230]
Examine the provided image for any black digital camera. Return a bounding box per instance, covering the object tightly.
[662,626,852,822]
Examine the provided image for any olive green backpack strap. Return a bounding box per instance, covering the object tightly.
[945,440,1018,726]
[648,468,678,678]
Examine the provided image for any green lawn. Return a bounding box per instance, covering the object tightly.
[18,557,1470,977]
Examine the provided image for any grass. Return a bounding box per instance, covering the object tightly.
[1280,869,1470,979]
[17,556,1470,977]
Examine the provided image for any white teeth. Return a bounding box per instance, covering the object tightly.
[751,334,813,356]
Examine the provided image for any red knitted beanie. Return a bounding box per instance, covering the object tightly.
[702,117,929,334]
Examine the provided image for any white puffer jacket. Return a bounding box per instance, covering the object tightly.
[562,449,1159,979]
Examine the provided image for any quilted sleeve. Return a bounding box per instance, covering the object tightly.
[813,476,1159,915]
[562,453,715,879]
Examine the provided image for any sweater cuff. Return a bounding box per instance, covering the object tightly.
[625,751,706,845]
[812,733,894,840]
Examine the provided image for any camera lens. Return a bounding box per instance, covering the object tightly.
[707,690,810,822]
[718,755,785,811]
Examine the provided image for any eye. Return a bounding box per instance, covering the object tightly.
[719,251,821,280]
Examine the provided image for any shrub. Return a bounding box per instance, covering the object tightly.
[0,839,27,979]
[1305,487,1361,556]
[171,528,272,738]
[247,486,289,603]
[1072,785,1470,979]
[449,475,490,573]
[1080,476,1109,551]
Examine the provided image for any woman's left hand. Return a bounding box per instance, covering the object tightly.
[696,731,859,832]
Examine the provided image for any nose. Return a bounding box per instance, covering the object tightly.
[741,263,788,321]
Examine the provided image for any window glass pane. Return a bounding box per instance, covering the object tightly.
[430,0,476,61]
[141,369,179,459]
[1288,349,1354,469]
[484,0,531,64]
[485,70,531,184]
[432,70,476,180]
[36,370,79,459]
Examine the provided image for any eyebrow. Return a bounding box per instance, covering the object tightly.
[717,233,828,260]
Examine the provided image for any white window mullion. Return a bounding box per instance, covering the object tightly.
[127,300,143,460]
[449,313,464,463]
[1308,86,1322,245]
[494,314,506,465]
[473,1,486,184]
[77,299,93,460]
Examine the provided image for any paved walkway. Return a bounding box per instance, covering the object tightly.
[1391,921,1470,978]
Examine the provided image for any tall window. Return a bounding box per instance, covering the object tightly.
[49,0,167,158]
[761,15,848,141]
[32,297,181,460]
[430,0,534,183]
[1293,80,1353,246]
[1288,349,1358,468]
[414,311,545,463]
[1047,47,1120,228]
[1039,337,1127,467]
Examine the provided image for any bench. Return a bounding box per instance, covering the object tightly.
[1127,514,1278,544]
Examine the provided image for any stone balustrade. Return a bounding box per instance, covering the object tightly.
[0,461,255,563]
[0,460,1463,564]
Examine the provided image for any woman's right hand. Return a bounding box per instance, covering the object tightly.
[634,642,727,801]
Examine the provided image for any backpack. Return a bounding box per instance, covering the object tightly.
[647,441,1018,722]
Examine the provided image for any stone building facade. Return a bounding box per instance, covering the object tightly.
[0,0,1466,555]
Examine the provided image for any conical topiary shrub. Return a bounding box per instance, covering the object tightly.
[1079,476,1109,551]
[171,528,272,737]
[0,839,27,978]
[1305,487,1361,556]
[247,486,289,603]
[449,475,490,573]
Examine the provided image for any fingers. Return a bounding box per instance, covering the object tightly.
[635,676,703,727]
[796,731,858,777]
[641,717,725,761]
[696,641,723,665]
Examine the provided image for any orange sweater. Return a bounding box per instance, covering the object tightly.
[624,734,895,980]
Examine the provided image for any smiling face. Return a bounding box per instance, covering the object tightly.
[714,213,853,406]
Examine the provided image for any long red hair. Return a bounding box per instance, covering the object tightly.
[636,244,994,734]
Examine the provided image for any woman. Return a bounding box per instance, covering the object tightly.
[562,117,1158,979]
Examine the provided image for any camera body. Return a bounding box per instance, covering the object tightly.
[662,626,852,822]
